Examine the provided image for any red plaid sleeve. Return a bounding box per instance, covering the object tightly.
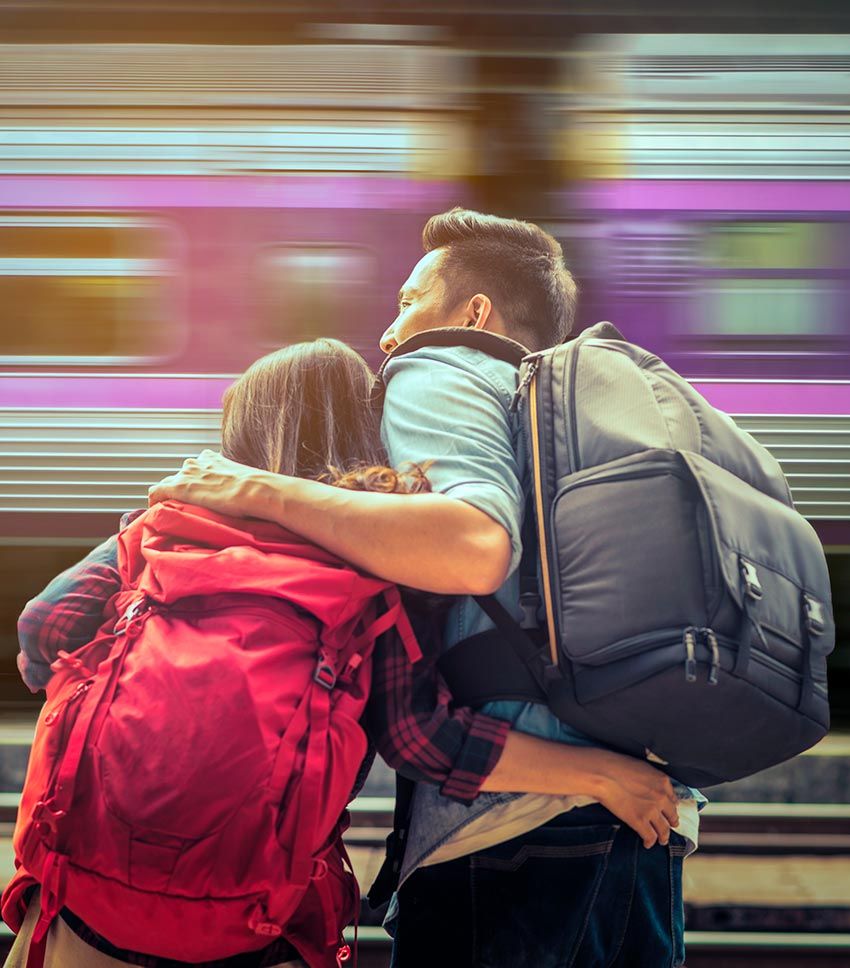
[17,510,143,692]
[365,610,509,804]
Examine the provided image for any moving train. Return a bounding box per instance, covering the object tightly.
[0,33,847,714]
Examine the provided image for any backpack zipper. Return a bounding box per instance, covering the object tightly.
[509,355,542,413]
[684,627,723,685]
[684,627,698,682]
[571,626,686,665]
[704,628,721,685]
[693,629,817,690]
[682,626,719,684]
[43,679,94,727]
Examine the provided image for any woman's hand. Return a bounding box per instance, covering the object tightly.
[148,450,269,518]
[588,748,680,850]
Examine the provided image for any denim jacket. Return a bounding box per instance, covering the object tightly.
[380,344,705,892]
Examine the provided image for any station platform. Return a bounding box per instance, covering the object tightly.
[701,732,850,805]
[0,714,847,958]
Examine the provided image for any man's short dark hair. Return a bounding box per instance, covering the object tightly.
[422,208,578,351]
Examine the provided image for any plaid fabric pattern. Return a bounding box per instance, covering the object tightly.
[17,510,145,692]
[366,608,509,804]
[17,534,123,692]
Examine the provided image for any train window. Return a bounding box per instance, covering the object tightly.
[702,222,839,271]
[685,221,844,341]
[258,246,376,345]
[696,280,841,338]
[0,214,178,363]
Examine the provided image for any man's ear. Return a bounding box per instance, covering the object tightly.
[465,294,493,330]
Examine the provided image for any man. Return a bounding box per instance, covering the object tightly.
[151,209,699,967]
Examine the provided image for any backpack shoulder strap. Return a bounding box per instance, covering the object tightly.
[576,320,627,344]
[380,326,530,372]
[371,327,530,412]
[366,773,416,910]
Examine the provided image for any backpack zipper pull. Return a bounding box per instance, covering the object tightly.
[43,679,94,726]
[338,653,364,686]
[51,650,94,678]
[705,629,721,686]
[683,627,697,682]
[510,357,541,413]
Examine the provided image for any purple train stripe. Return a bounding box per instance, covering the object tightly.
[1,377,234,410]
[2,377,849,415]
[691,382,850,416]
[568,181,850,213]
[5,177,848,213]
[0,176,463,210]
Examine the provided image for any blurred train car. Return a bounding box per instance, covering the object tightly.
[0,40,472,702]
[0,34,848,721]
[551,34,850,719]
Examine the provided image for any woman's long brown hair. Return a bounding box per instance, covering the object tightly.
[220,339,430,494]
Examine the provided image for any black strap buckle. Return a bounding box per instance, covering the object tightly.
[519,592,541,630]
[804,596,826,635]
[739,559,763,600]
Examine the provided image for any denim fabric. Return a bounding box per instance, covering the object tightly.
[391,805,687,968]
[380,345,705,885]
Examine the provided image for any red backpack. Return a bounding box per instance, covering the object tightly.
[3,501,421,968]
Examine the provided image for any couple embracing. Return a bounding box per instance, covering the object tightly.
[8,209,697,968]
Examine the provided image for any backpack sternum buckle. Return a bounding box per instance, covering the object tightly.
[314,652,337,690]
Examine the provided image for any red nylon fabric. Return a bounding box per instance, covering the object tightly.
[6,501,419,968]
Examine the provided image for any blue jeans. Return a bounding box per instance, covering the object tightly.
[392,804,687,968]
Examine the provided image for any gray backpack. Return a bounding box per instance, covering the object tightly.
[376,324,835,787]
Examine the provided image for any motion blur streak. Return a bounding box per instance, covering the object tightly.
[0,26,847,710]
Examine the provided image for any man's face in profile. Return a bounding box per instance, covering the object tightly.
[380,248,466,354]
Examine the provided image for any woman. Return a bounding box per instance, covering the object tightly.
[8,339,679,968]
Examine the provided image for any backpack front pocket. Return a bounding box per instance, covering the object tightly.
[550,449,713,663]
[543,448,833,785]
